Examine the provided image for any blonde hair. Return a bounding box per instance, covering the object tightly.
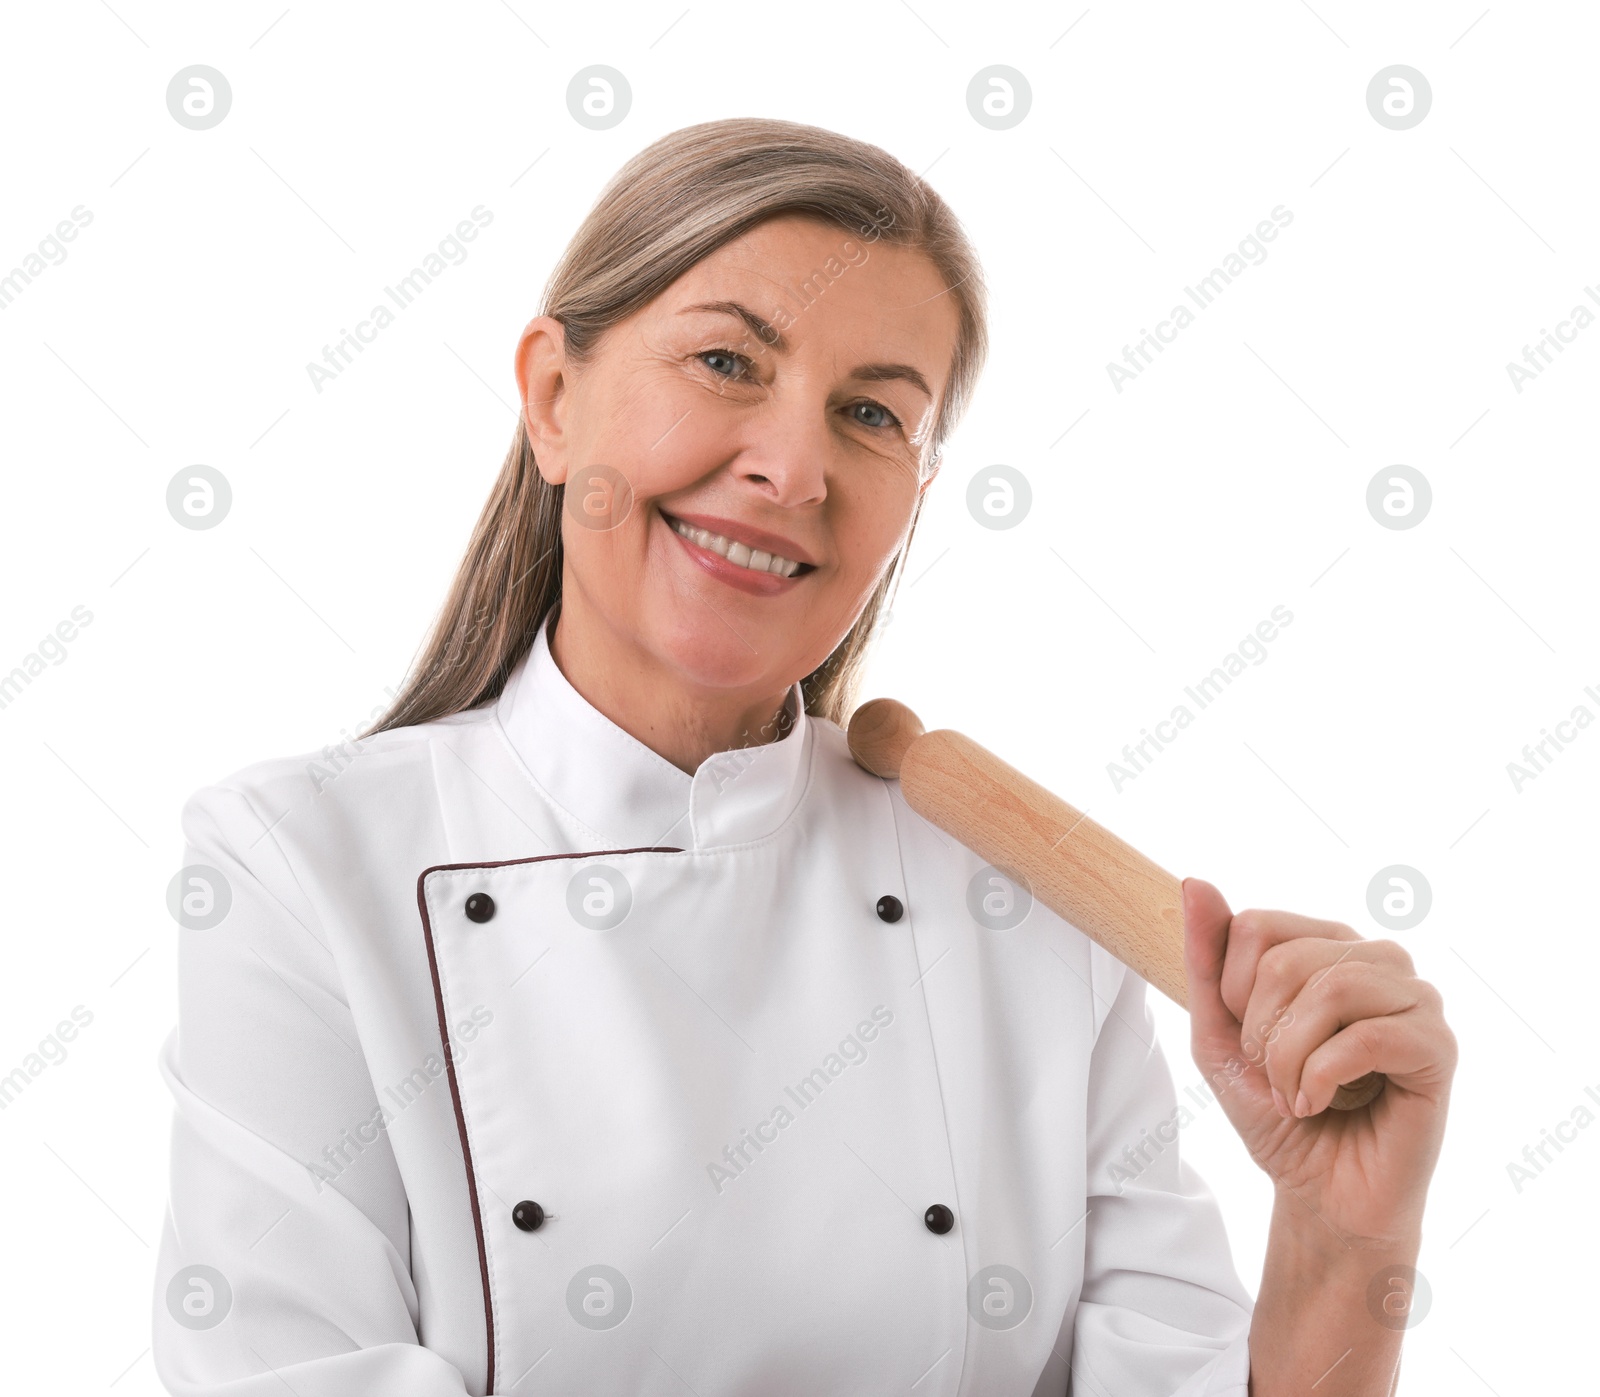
[363,116,988,738]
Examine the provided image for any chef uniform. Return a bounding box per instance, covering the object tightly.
[154,609,1254,1396]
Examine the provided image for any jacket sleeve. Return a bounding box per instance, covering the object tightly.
[1066,949,1255,1397]
[153,782,473,1396]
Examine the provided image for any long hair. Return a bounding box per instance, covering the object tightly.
[362,116,988,738]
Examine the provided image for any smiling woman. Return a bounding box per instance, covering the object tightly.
[362,120,987,762]
[154,116,1455,1397]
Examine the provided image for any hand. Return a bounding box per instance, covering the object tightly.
[1180,877,1457,1248]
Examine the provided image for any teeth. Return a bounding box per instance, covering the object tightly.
[668,516,805,577]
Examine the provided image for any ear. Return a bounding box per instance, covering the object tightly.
[514,315,572,486]
[918,451,942,494]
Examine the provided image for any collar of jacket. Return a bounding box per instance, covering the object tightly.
[493,612,811,852]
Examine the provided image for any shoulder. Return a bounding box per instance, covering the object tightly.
[807,715,1133,1033]
[178,704,488,863]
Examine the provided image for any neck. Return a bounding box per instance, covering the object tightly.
[546,597,795,777]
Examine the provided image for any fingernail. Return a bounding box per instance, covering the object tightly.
[1294,1090,1310,1118]
[1271,1086,1289,1118]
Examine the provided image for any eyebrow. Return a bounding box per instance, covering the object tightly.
[679,299,934,401]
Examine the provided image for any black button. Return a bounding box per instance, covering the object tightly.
[465,893,496,924]
[512,1200,545,1231]
[876,894,903,923]
[924,1203,954,1234]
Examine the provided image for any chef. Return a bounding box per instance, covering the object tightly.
[154,117,1456,1396]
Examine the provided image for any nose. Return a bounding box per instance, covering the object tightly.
[732,386,830,509]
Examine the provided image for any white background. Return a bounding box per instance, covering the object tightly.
[1,1,1594,1391]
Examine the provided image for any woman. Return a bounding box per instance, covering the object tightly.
[155,118,1456,1396]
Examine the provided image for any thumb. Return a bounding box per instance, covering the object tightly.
[1181,876,1241,1051]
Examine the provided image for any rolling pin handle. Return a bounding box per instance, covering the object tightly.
[845,698,1386,1115]
[847,697,925,779]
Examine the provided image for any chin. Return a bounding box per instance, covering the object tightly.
[649,611,799,696]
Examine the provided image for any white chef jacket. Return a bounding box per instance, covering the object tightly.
[154,610,1254,1396]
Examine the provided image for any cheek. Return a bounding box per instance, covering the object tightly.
[590,375,737,497]
[827,479,919,594]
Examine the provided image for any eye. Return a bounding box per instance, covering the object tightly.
[697,348,753,380]
[847,399,902,430]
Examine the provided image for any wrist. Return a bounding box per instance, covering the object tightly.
[1267,1191,1422,1270]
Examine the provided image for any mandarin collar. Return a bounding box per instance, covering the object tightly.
[493,612,811,851]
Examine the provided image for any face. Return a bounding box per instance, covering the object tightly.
[516,213,961,703]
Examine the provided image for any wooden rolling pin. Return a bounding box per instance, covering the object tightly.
[847,698,1384,1114]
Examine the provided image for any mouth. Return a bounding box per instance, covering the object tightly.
[660,511,817,580]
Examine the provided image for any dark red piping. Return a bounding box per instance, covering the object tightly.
[414,845,683,1395]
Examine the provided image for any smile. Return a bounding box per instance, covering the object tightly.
[664,515,810,578]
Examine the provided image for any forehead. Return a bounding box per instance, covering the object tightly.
[652,214,960,366]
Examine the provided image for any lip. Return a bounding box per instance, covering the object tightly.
[660,510,814,596]
[660,510,819,569]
